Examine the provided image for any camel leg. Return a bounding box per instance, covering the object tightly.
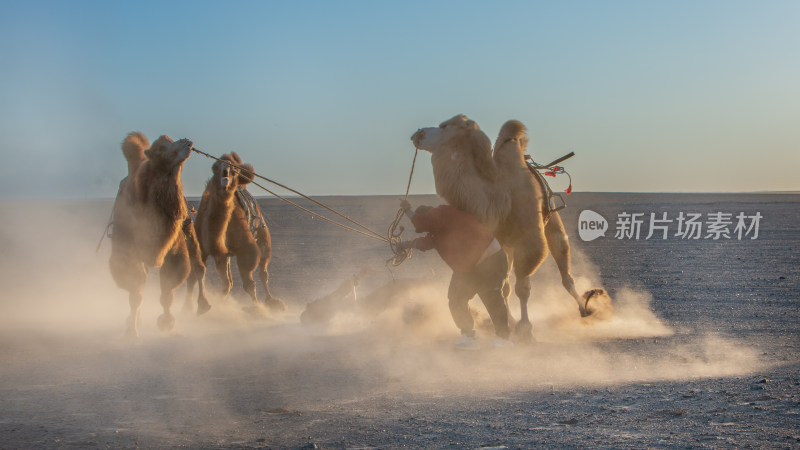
[158,243,191,332]
[183,270,196,313]
[183,250,211,315]
[500,247,516,328]
[256,256,286,311]
[500,247,514,303]
[126,290,144,339]
[193,263,211,315]
[512,231,548,342]
[256,227,285,312]
[545,212,586,316]
[236,243,260,306]
[512,274,534,342]
[183,224,211,315]
[184,261,210,315]
[109,248,147,339]
[214,254,233,299]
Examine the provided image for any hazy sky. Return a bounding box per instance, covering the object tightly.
[1,0,798,198]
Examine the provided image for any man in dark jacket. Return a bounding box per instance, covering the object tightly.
[399,200,512,349]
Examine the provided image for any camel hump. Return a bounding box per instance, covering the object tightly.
[121,132,149,176]
[497,120,527,146]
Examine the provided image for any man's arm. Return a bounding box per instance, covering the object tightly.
[412,235,435,251]
[400,199,413,218]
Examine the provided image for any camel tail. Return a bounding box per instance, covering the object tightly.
[121,132,150,179]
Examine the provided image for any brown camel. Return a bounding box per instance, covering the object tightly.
[109,132,209,338]
[190,152,285,312]
[411,115,611,340]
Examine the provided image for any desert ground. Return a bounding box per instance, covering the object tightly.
[0,193,798,448]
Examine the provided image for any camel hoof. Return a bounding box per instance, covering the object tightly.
[264,296,287,312]
[243,304,267,317]
[196,298,211,315]
[583,288,614,321]
[157,313,176,332]
[123,329,140,342]
[513,320,534,343]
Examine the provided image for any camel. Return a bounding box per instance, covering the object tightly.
[190,152,285,312]
[411,115,611,340]
[109,132,209,338]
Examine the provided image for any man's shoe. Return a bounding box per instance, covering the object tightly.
[454,334,481,351]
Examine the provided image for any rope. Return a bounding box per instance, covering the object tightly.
[191,147,389,243]
[524,152,574,224]
[386,148,419,266]
[248,178,389,242]
[403,148,419,199]
[96,213,113,252]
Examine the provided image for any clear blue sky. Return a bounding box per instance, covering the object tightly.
[1,0,798,198]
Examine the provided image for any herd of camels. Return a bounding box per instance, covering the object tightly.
[108,115,612,340]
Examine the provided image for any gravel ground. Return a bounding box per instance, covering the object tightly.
[0,193,798,448]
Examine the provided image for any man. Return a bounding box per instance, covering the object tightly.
[399,200,512,350]
[300,268,369,325]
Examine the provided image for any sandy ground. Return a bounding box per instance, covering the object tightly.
[0,193,798,448]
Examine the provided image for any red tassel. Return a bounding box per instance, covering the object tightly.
[565,184,572,195]
[544,171,556,177]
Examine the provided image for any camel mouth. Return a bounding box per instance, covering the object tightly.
[410,128,436,152]
[177,140,193,161]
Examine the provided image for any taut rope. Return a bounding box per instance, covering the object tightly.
[190,147,390,243]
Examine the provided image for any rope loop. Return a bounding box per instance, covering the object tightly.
[386,148,419,267]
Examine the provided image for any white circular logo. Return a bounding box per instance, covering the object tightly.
[578,210,608,241]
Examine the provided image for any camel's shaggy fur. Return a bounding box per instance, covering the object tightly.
[109,132,209,338]
[191,152,285,312]
[411,115,612,339]
[422,115,511,232]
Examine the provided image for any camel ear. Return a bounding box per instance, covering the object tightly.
[230,152,243,165]
[238,163,255,185]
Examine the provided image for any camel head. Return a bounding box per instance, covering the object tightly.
[411,114,485,153]
[219,152,256,186]
[145,135,192,172]
[410,114,496,183]
[213,153,242,193]
[409,115,509,230]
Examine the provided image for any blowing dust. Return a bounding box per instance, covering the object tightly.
[0,199,764,442]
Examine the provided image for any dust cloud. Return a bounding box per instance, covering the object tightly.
[0,199,764,444]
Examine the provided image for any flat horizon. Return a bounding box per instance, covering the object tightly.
[3,190,799,203]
